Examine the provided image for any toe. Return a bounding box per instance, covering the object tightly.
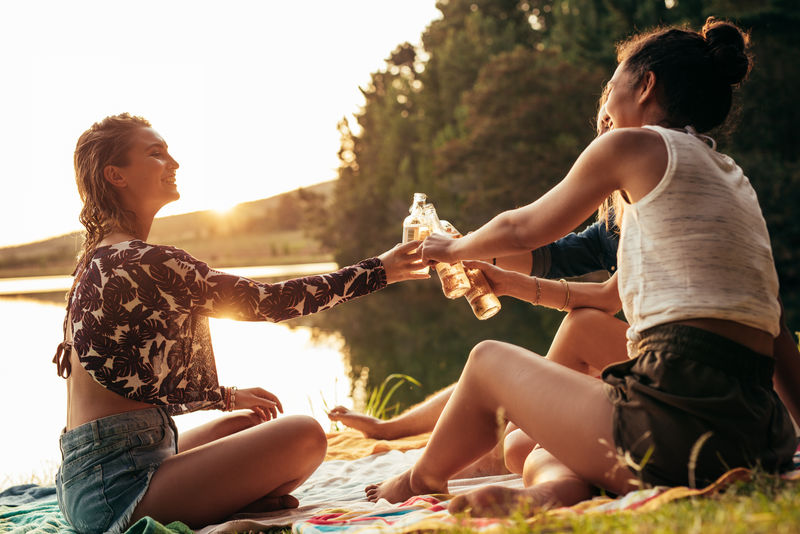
[447,495,470,514]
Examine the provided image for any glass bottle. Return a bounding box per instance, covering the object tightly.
[440,221,501,319]
[402,192,431,275]
[464,267,502,320]
[424,209,471,299]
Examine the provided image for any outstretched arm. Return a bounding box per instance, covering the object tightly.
[133,240,425,323]
[422,128,666,265]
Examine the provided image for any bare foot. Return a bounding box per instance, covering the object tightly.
[239,494,300,514]
[365,469,446,503]
[448,478,592,517]
[327,406,393,439]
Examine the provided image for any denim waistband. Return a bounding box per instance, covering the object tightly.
[632,323,775,384]
[60,407,174,454]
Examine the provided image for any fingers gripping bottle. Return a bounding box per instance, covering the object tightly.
[464,267,502,319]
[423,208,471,299]
[442,222,501,320]
[402,192,431,275]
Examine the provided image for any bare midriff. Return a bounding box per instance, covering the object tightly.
[672,318,774,358]
[65,349,152,431]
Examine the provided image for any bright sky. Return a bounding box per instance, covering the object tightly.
[0,1,441,248]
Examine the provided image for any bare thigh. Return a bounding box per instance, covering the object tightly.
[547,308,628,374]
[178,412,264,452]
[131,414,326,528]
[416,340,636,495]
[502,310,627,476]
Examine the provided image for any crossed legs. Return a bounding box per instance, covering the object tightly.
[130,414,326,528]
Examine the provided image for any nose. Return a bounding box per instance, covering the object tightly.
[168,154,180,169]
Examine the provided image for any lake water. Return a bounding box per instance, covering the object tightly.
[0,263,359,489]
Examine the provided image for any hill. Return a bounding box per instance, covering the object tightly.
[0,181,335,278]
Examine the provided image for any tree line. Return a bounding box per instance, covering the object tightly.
[297,0,800,404]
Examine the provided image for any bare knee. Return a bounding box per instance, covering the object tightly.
[467,340,506,371]
[277,415,327,472]
[559,308,608,338]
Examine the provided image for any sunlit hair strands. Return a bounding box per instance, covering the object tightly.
[73,113,151,273]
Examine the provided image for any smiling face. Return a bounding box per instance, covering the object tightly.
[108,127,180,216]
[603,62,645,130]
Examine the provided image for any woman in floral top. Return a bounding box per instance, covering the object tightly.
[53,113,427,534]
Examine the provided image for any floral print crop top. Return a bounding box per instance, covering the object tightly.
[53,240,386,415]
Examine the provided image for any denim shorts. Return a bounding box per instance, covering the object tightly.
[603,324,798,488]
[55,407,178,534]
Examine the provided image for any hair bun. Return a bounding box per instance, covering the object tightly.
[702,17,751,85]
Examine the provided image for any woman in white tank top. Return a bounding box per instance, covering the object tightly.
[365,17,798,514]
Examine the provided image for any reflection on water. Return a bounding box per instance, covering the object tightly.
[0,294,352,489]
[0,262,339,296]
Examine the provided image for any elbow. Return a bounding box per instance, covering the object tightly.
[499,210,531,252]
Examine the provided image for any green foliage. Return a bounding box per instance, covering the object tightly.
[307,0,800,398]
[364,373,422,420]
[468,472,800,533]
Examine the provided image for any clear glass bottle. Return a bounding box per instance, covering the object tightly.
[464,267,502,320]
[440,220,501,319]
[424,209,471,299]
[402,192,431,275]
[440,220,501,318]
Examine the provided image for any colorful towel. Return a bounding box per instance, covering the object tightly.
[293,444,800,534]
[325,430,431,461]
[0,484,192,534]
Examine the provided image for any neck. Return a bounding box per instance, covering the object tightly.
[104,216,153,245]
[123,202,158,242]
[641,108,669,128]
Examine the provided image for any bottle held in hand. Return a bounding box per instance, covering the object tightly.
[464,267,502,320]
[402,192,431,275]
[428,217,470,299]
[440,220,501,318]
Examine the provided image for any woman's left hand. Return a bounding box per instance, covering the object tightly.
[235,387,283,421]
[462,260,511,296]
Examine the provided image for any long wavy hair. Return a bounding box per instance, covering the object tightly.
[73,113,151,273]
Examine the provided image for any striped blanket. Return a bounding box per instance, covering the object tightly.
[292,444,800,534]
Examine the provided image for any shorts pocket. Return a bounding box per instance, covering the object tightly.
[129,424,172,469]
[59,463,114,534]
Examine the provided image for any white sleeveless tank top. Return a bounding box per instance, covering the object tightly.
[618,125,780,348]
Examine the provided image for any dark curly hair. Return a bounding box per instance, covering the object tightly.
[616,17,752,133]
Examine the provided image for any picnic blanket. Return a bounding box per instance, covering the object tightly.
[0,484,193,534]
[292,443,800,534]
[324,430,431,461]
[4,432,797,534]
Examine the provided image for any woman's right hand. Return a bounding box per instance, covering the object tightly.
[420,232,460,265]
[378,240,431,284]
[234,387,283,421]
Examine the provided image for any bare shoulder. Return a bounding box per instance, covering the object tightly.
[589,127,666,156]
[586,127,668,202]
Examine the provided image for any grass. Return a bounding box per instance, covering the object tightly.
[363,373,421,420]
[244,473,800,534]
[466,472,800,534]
